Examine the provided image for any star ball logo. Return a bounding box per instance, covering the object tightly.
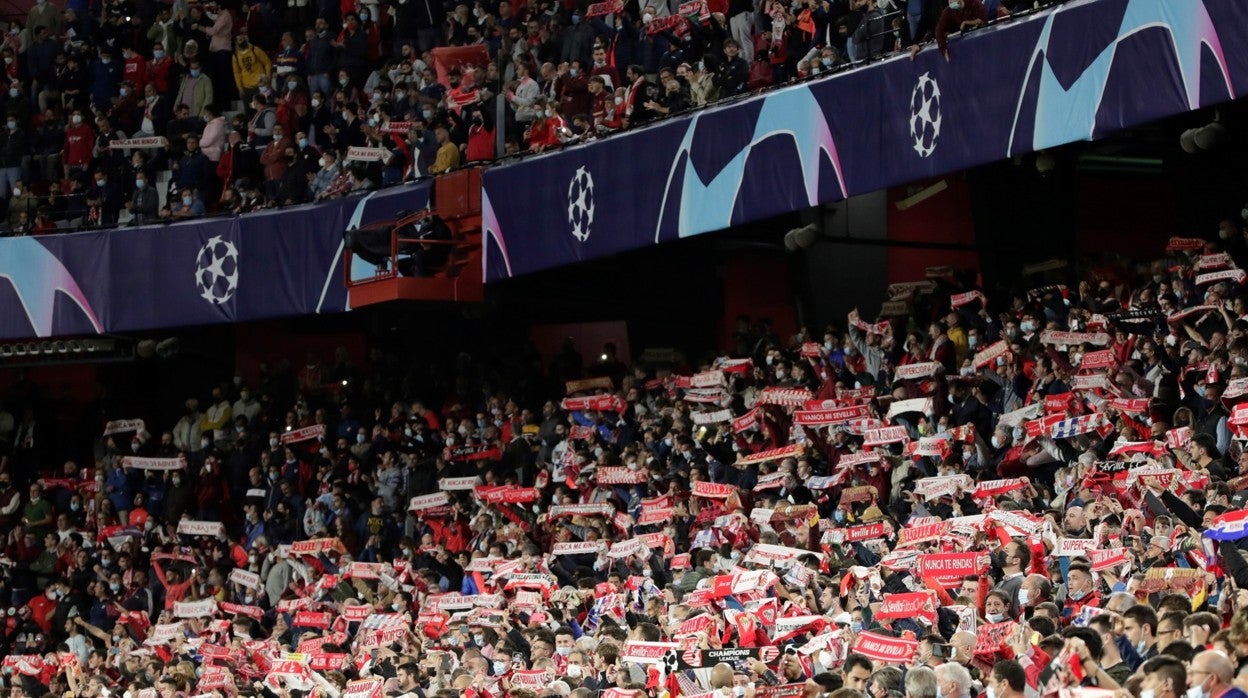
[909,72,943,158]
[194,235,239,305]
[567,166,595,243]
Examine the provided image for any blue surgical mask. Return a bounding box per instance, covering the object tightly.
[190,69,201,77]
[571,13,581,23]
[298,138,308,148]
[5,120,14,130]
[135,179,146,188]
[360,11,369,20]
[422,109,433,120]
[569,68,579,77]
[153,50,164,59]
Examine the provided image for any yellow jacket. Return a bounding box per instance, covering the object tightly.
[429,142,461,174]
[232,46,271,91]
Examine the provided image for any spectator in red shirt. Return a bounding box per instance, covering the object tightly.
[26,585,58,634]
[524,98,563,152]
[61,109,94,176]
[589,45,619,90]
[260,123,294,201]
[934,0,987,60]
[557,60,591,120]
[146,43,173,95]
[121,46,146,94]
[465,108,495,163]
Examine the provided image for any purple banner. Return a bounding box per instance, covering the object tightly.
[0,183,430,340]
[482,0,1247,281]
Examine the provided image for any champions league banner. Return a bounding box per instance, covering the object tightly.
[0,182,431,340]
[482,0,1248,282]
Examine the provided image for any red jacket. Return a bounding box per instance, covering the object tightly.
[124,55,146,92]
[147,57,173,93]
[62,123,95,169]
[466,123,494,162]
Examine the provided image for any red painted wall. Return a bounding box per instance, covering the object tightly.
[885,176,980,283]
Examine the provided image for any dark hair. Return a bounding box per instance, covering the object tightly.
[1124,604,1159,636]
[1141,655,1187,693]
[1159,640,1196,663]
[992,660,1026,692]
[1027,615,1056,638]
[843,653,873,676]
[1061,626,1103,661]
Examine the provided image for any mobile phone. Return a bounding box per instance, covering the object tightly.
[931,643,952,659]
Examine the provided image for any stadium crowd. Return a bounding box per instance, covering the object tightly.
[1,217,1248,698]
[0,0,1045,233]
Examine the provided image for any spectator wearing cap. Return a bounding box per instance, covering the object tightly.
[233,33,271,105]
[175,60,214,119]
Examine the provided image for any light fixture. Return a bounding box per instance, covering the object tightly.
[783,223,822,251]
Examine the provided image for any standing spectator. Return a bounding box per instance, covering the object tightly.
[205,1,235,103]
[934,0,986,60]
[89,47,123,111]
[0,112,25,205]
[147,42,173,96]
[62,109,95,177]
[126,169,159,224]
[232,33,271,105]
[172,133,211,199]
[248,94,277,148]
[259,123,292,201]
[273,32,304,77]
[335,14,370,87]
[26,26,58,100]
[26,0,62,37]
[175,59,214,117]
[31,108,61,180]
[200,105,226,161]
[305,19,337,99]
[122,45,147,95]
[136,83,172,139]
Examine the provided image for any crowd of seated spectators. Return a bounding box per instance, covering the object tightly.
[0,0,1053,235]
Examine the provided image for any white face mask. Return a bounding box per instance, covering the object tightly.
[566,664,583,678]
[555,646,571,657]
[269,437,280,449]
[1017,588,1031,605]
[985,612,1006,623]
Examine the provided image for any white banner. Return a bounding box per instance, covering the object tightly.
[229,568,262,590]
[123,456,186,470]
[103,419,146,436]
[174,599,218,619]
[409,492,450,511]
[177,520,225,537]
[438,476,480,491]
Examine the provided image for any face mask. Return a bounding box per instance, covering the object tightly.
[1020,321,1035,333]
[311,97,322,108]
[135,178,147,188]
[101,58,111,64]
[614,96,623,105]
[556,646,571,657]
[493,660,508,674]
[986,612,1006,623]
[1069,586,1089,601]
[72,114,83,124]
[734,687,746,698]
[643,12,653,22]
[422,109,434,119]
[1017,588,1031,605]
[119,87,130,97]
[473,633,485,645]
[269,437,280,449]
[184,196,194,207]
[339,77,350,86]
[190,69,201,77]
[850,621,864,632]
[1188,685,1206,698]
[569,68,579,77]
[544,109,554,118]
[153,49,165,59]
[368,116,379,126]
[70,501,81,511]
[4,120,13,131]
[341,110,353,121]
[949,0,963,8]
[834,510,846,523]
[360,11,369,19]
[96,178,105,187]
